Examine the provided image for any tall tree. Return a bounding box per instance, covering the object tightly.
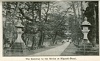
[84,1,99,46]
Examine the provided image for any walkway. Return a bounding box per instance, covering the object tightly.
[30,41,70,56]
[61,42,77,56]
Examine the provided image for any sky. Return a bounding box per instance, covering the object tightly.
[50,1,88,16]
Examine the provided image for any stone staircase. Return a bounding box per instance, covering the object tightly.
[76,43,99,55]
[5,42,27,56]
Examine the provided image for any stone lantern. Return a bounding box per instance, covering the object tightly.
[76,17,91,55]
[11,20,26,54]
[15,21,24,43]
[81,17,91,43]
[76,17,98,55]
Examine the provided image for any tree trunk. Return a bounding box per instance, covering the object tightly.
[41,31,45,46]
[52,31,57,45]
[38,30,45,47]
[38,3,45,48]
[81,1,84,21]
[72,2,77,20]
[94,5,99,44]
[31,36,35,50]
[72,2,78,44]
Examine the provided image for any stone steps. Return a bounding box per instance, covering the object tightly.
[76,43,99,55]
[5,42,27,54]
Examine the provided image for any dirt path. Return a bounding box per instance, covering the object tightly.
[30,41,70,56]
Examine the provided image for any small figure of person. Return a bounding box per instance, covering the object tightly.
[62,41,65,44]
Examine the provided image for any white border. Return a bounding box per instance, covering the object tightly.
[0,0,100,61]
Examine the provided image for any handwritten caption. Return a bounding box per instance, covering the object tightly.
[26,57,77,60]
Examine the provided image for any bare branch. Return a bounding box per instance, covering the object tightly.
[18,8,33,22]
[53,5,72,30]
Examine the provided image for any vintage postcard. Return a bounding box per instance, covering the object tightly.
[0,0,100,61]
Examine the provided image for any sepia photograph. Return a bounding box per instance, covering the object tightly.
[2,1,99,56]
